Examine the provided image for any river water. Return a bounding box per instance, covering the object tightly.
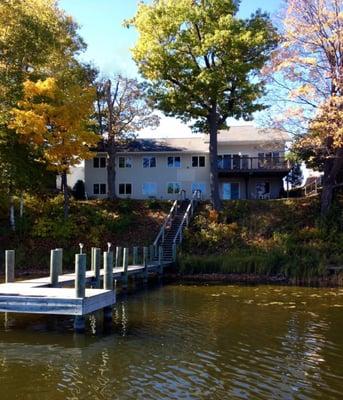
[0,284,343,399]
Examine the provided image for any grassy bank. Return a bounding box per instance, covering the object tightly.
[179,197,343,283]
[0,195,169,273]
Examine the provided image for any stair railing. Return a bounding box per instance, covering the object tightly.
[153,199,178,249]
[172,190,202,260]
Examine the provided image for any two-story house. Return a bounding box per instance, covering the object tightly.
[84,126,291,200]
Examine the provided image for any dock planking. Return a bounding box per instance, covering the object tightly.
[0,245,172,332]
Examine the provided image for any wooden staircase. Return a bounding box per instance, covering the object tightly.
[153,191,201,263]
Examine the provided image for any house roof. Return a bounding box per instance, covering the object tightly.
[98,126,290,154]
[216,126,291,143]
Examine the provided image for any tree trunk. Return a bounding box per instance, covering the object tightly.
[321,147,343,216]
[208,110,221,211]
[61,171,69,219]
[107,142,116,200]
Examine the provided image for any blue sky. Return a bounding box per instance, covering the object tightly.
[59,0,283,137]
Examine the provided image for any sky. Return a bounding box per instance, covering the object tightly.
[59,0,283,137]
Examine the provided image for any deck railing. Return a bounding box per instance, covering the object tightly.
[172,190,202,259]
[153,199,178,247]
[217,157,290,172]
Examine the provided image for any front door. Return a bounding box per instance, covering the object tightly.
[222,183,240,200]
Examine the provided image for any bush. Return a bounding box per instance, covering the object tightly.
[72,180,86,200]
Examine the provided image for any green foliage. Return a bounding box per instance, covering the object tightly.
[128,0,278,129]
[180,198,342,280]
[0,195,169,271]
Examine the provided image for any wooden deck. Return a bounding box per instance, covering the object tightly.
[0,260,172,317]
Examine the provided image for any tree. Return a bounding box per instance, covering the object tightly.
[263,0,343,214]
[95,75,159,199]
[10,77,98,218]
[0,0,87,223]
[285,162,303,189]
[127,0,277,209]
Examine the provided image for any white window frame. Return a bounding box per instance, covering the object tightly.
[118,156,132,169]
[93,156,106,168]
[192,156,206,168]
[93,183,107,195]
[167,156,181,168]
[119,183,132,196]
[142,156,156,168]
[142,182,157,196]
[167,182,181,195]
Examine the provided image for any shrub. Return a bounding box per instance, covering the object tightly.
[72,180,86,200]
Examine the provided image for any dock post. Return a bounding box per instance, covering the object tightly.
[50,249,60,288]
[143,247,148,284]
[122,248,129,290]
[91,247,101,288]
[74,253,87,333]
[103,251,114,322]
[158,246,163,275]
[5,250,15,283]
[133,246,138,265]
[55,248,63,275]
[172,243,177,262]
[115,246,122,268]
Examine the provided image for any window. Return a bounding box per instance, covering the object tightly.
[167,182,181,194]
[167,156,181,168]
[119,183,132,195]
[143,156,156,168]
[192,156,205,168]
[192,182,206,194]
[119,156,132,168]
[222,183,240,200]
[93,156,106,168]
[142,182,157,196]
[93,183,106,195]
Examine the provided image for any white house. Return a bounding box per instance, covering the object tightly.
[84,126,291,201]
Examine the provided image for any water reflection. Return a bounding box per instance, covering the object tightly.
[0,285,342,399]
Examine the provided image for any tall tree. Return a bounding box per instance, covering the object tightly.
[95,75,159,199]
[10,77,98,218]
[127,0,277,209]
[263,0,343,214]
[0,0,87,222]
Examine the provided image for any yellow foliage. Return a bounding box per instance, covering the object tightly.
[10,77,98,172]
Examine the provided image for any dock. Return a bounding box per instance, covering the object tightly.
[0,246,173,332]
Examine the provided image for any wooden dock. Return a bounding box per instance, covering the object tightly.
[0,246,173,332]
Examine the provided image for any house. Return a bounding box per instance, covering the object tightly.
[84,126,291,201]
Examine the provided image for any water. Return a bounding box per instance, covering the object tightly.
[0,284,343,399]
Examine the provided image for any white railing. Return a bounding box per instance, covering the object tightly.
[173,190,201,250]
[303,176,323,197]
[153,199,178,247]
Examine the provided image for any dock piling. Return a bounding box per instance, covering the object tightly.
[122,248,129,290]
[133,246,138,265]
[115,246,122,268]
[55,248,63,275]
[5,250,15,283]
[103,251,114,322]
[74,253,87,333]
[50,249,60,288]
[91,247,101,288]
